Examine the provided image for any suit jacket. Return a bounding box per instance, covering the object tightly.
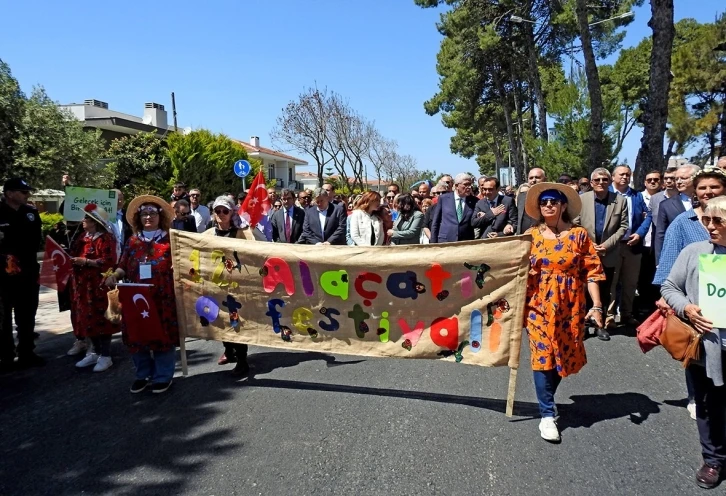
[516,191,538,234]
[430,192,478,243]
[471,195,518,238]
[609,187,651,254]
[575,191,629,268]
[654,195,688,264]
[297,203,347,245]
[271,206,305,243]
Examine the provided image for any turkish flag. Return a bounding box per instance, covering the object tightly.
[39,236,72,292]
[118,285,166,344]
[238,170,270,228]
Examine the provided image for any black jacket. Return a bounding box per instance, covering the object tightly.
[0,201,42,277]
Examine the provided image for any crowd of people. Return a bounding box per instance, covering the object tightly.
[1,155,726,489]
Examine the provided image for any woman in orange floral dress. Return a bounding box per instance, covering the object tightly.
[523,183,605,443]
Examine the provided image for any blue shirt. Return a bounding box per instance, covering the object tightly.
[653,210,709,285]
[594,196,608,244]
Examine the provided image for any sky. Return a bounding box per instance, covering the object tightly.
[1,0,724,179]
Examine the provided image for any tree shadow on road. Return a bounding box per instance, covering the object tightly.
[557,392,661,431]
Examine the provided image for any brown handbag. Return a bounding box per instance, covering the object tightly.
[660,314,702,367]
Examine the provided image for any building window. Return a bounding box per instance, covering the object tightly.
[268,164,276,179]
[288,167,293,182]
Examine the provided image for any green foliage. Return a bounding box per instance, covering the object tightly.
[166,130,259,199]
[0,59,105,188]
[40,212,64,239]
[103,132,172,199]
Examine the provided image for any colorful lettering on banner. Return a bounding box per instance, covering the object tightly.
[318,307,341,332]
[460,273,473,299]
[189,249,202,283]
[376,311,390,343]
[430,316,459,351]
[354,272,382,306]
[299,261,315,297]
[425,264,451,301]
[195,296,220,326]
[399,319,426,351]
[464,262,491,289]
[262,258,295,295]
[211,250,228,287]
[292,307,317,338]
[469,310,482,353]
[320,270,349,301]
[386,271,420,300]
[266,299,285,333]
[487,298,510,353]
[223,295,242,329]
[347,304,371,338]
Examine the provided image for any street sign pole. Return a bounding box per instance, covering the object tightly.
[233,159,251,191]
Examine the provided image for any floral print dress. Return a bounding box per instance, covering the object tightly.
[525,227,605,377]
[70,232,119,338]
[117,233,179,353]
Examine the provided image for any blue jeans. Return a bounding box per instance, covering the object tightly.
[131,349,176,384]
[533,369,562,418]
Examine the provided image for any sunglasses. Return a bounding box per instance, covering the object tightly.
[273,204,282,209]
[214,208,230,215]
[177,211,190,216]
[299,196,310,200]
[386,195,395,199]
[189,193,200,197]
[140,212,159,218]
[591,178,609,183]
[664,176,676,181]
[645,178,661,183]
[539,199,563,206]
[579,182,590,186]
[701,216,726,227]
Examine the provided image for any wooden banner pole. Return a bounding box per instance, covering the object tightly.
[505,367,518,417]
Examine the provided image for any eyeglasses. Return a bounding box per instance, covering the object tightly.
[214,208,230,215]
[579,182,590,187]
[539,199,563,206]
[298,196,310,201]
[432,191,442,196]
[177,211,189,217]
[701,216,725,227]
[189,193,200,197]
[140,212,159,218]
[591,178,609,183]
[663,176,676,181]
[386,195,395,199]
[645,178,661,183]
[273,204,282,209]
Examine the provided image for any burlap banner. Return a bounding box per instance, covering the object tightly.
[170,231,531,368]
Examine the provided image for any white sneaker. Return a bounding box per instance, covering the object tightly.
[539,417,561,442]
[93,356,113,372]
[687,400,697,420]
[67,340,87,356]
[75,353,99,368]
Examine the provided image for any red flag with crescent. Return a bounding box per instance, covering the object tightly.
[117,285,165,344]
[238,170,270,228]
[39,236,72,292]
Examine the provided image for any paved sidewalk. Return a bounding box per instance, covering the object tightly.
[36,286,72,338]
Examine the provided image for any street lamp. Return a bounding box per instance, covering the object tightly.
[509,15,535,24]
[588,11,634,27]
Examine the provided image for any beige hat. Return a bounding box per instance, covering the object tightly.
[524,182,582,220]
[82,204,112,232]
[126,195,174,228]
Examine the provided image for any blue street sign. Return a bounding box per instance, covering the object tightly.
[233,159,251,178]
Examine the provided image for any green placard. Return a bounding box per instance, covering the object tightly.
[698,254,726,329]
[62,186,118,223]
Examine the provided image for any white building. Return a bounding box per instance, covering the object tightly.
[234,137,308,191]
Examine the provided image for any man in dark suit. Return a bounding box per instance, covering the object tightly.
[654,164,699,263]
[271,188,305,243]
[472,176,517,238]
[430,173,478,243]
[297,188,347,245]
[516,168,547,233]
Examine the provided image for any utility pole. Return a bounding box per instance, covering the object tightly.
[171,92,178,132]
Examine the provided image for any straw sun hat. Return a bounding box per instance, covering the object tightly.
[82,203,113,233]
[126,195,174,228]
[524,182,582,220]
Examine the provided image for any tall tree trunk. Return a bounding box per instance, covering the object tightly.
[575,0,604,174]
[634,0,675,188]
[719,93,726,159]
[524,24,548,142]
[664,137,676,169]
[493,72,521,183]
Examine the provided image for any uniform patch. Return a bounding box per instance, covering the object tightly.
[26,213,35,222]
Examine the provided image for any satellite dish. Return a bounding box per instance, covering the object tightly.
[142,115,153,125]
[183,127,193,135]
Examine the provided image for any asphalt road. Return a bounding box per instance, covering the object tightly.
[0,316,712,495]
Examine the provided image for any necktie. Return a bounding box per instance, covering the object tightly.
[284,209,292,242]
[456,198,463,222]
[489,201,495,208]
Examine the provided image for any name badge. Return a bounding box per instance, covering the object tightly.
[139,263,152,280]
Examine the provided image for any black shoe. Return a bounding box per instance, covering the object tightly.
[596,328,611,341]
[130,379,149,393]
[231,360,250,377]
[152,381,173,394]
[16,353,46,368]
[0,360,15,374]
[33,332,40,340]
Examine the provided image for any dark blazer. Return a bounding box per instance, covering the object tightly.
[171,216,197,233]
[516,191,538,234]
[654,195,688,264]
[430,192,478,243]
[471,195,518,238]
[271,206,306,243]
[297,203,347,245]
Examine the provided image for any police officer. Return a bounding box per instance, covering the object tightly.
[0,178,44,369]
